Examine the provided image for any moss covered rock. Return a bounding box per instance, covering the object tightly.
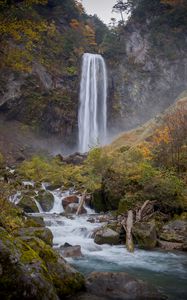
[0,227,57,300]
[14,227,53,246]
[0,227,85,299]
[36,191,54,212]
[132,221,157,249]
[18,195,39,213]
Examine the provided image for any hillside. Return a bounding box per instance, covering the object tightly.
[109,93,187,151]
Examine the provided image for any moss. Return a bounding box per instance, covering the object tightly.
[18,195,39,213]
[91,190,107,213]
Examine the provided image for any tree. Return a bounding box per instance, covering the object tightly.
[112,0,133,23]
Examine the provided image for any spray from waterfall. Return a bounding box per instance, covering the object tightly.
[78,53,107,153]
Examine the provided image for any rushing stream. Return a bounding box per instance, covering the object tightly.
[32,188,187,300]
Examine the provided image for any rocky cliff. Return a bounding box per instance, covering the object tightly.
[106,0,187,135]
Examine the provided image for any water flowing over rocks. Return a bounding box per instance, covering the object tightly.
[36,190,55,212]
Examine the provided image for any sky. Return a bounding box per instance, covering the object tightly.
[81,0,121,25]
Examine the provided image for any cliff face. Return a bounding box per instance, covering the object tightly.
[0,0,99,158]
[106,1,187,135]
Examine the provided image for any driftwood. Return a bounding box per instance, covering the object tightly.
[76,190,86,215]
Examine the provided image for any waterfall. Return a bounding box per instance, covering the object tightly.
[78,53,107,153]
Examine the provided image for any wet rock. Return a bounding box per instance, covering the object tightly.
[63,195,79,209]
[159,220,187,247]
[14,227,53,246]
[157,240,184,251]
[132,221,157,249]
[18,195,39,213]
[60,244,83,258]
[65,203,87,215]
[36,191,54,212]
[87,217,95,223]
[84,272,166,300]
[46,184,61,191]
[94,227,120,245]
[0,227,85,299]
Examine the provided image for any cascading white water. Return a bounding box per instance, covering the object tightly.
[26,186,187,300]
[78,53,107,153]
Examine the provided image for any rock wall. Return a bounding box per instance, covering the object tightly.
[107,21,187,135]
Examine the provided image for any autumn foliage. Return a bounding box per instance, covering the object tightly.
[151,101,187,172]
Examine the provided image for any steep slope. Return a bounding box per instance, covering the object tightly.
[109,92,187,152]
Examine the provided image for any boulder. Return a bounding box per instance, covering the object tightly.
[159,220,187,244]
[36,191,54,212]
[18,195,39,213]
[14,227,53,246]
[65,203,87,215]
[62,195,79,209]
[25,215,45,227]
[157,240,184,251]
[0,227,84,300]
[94,227,120,245]
[60,244,83,258]
[132,221,157,249]
[83,272,166,300]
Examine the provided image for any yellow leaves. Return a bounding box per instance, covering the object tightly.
[0,1,56,72]
[153,126,171,145]
[137,143,153,160]
[70,19,80,30]
[84,24,97,46]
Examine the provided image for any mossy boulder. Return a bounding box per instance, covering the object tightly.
[36,191,54,212]
[18,196,39,213]
[132,221,157,249]
[0,227,85,299]
[14,227,53,246]
[24,215,45,228]
[94,227,120,245]
[0,227,57,300]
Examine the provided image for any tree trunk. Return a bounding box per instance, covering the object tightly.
[76,190,86,215]
[125,210,134,252]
